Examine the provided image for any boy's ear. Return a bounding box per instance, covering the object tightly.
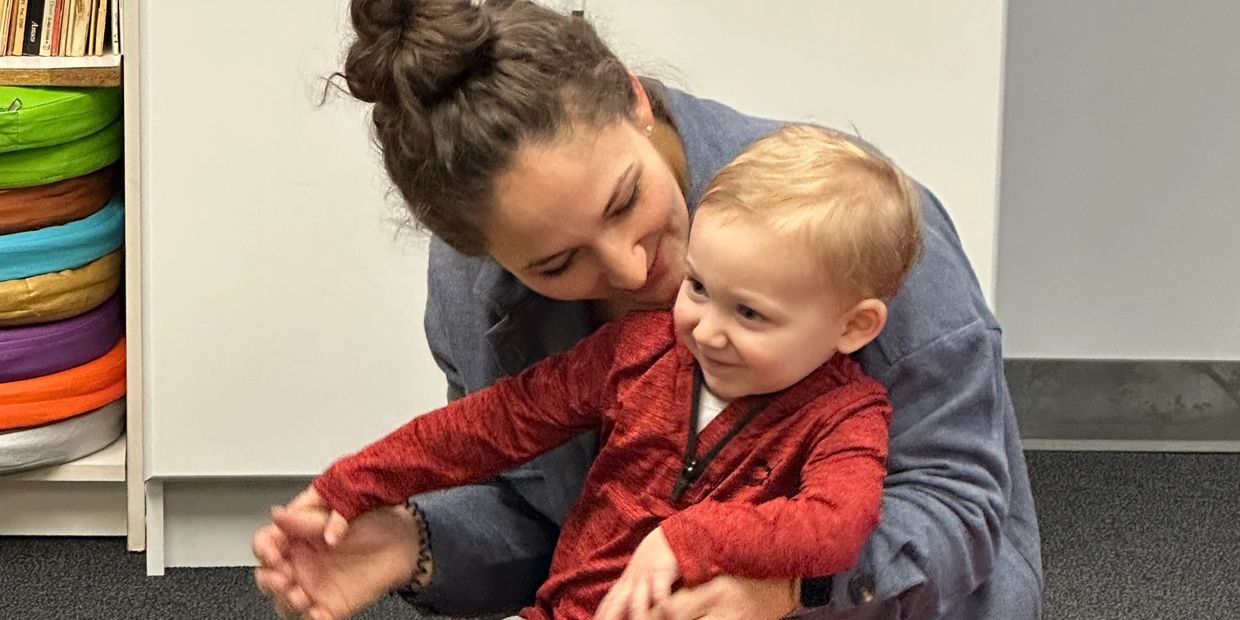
[836,299,888,355]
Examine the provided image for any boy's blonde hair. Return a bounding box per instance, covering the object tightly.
[699,124,923,302]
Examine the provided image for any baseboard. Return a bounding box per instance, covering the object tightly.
[149,477,311,571]
[1008,358,1240,447]
[1023,438,1240,452]
[0,480,126,536]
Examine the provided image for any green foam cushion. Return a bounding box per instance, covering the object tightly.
[0,86,122,154]
[0,119,122,190]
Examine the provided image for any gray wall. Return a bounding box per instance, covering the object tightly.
[997,0,1240,360]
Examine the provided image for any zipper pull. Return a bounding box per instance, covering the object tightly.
[671,459,698,502]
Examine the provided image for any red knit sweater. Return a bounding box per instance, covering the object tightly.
[314,311,891,620]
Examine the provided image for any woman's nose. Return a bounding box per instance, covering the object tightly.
[599,238,648,291]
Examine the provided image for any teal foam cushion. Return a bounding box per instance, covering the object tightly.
[0,86,122,154]
[0,120,122,190]
[0,196,124,280]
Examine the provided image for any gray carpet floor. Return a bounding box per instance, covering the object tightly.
[1,451,1238,619]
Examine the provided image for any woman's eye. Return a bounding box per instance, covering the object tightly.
[540,260,572,278]
[737,305,764,322]
[613,180,643,217]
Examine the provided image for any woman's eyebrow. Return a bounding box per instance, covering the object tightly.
[602,163,637,216]
[523,163,636,270]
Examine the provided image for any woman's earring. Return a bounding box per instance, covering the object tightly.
[644,124,653,136]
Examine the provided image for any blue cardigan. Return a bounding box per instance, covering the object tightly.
[410,87,1043,619]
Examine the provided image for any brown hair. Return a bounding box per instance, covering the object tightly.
[700,124,923,302]
[336,0,640,255]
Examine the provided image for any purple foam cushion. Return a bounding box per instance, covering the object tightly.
[0,293,122,383]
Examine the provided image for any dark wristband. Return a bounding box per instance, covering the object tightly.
[800,575,834,607]
[392,501,434,603]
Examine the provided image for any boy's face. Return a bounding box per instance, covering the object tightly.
[673,209,852,401]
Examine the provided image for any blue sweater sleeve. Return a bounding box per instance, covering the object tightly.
[812,185,1037,617]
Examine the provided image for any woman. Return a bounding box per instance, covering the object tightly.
[253,1,1043,619]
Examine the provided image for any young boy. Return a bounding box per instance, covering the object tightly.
[306,124,923,620]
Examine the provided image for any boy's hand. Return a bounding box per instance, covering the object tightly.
[270,486,351,547]
[253,485,423,620]
[594,527,681,620]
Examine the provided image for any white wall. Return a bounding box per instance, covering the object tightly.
[997,0,1240,360]
[588,0,1008,302]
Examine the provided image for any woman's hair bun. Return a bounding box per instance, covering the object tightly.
[343,0,495,107]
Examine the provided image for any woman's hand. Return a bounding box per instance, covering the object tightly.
[253,486,423,620]
[651,575,799,620]
[595,527,681,620]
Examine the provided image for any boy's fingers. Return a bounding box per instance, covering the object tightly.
[254,567,288,597]
[271,506,330,541]
[324,511,350,547]
[630,577,652,620]
[285,585,312,613]
[594,581,627,620]
[651,570,676,605]
[253,523,289,566]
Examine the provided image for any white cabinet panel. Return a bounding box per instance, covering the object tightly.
[143,0,444,476]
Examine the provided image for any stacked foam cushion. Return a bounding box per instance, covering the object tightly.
[0,86,126,474]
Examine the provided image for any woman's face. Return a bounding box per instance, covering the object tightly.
[484,120,689,310]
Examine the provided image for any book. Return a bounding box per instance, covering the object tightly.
[2,0,15,56]
[107,0,114,54]
[90,0,103,55]
[70,0,85,56]
[37,0,53,55]
[19,0,41,57]
[51,0,66,55]
[84,0,94,55]
[47,0,58,54]
[12,0,28,57]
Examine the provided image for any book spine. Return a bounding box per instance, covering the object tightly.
[11,1,25,56]
[91,0,104,55]
[107,0,116,54]
[84,0,94,55]
[5,0,21,56]
[71,0,85,56]
[48,0,61,55]
[20,0,42,56]
[36,0,53,55]
[1,1,9,56]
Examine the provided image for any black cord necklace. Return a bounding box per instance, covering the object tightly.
[671,366,776,502]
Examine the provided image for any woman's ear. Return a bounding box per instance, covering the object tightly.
[836,299,888,355]
[628,72,655,130]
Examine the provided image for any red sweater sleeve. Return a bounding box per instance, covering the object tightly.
[660,391,892,586]
[313,317,633,520]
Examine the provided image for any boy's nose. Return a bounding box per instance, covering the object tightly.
[692,314,729,350]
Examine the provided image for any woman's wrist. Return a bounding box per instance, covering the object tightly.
[394,501,434,596]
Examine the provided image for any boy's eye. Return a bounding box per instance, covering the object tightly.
[687,278,706,296]
[737,305,764,322]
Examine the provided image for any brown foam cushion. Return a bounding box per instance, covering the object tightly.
[0,165,116,235]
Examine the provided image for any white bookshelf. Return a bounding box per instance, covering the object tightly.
[0,54,121,87]
[0,0,144,551]
[0,53,120,69]
[4,435,127,483]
